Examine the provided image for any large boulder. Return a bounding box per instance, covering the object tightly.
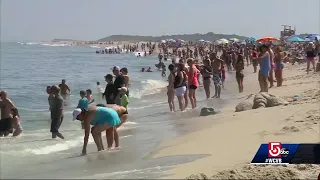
[235,94,255,112]
[265,93,289,107]
[253,93,268,109]
[236,92,288,112]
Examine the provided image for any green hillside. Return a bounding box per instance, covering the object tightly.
[97,32,249,42]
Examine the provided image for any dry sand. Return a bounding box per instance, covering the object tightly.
[148,63,320,179]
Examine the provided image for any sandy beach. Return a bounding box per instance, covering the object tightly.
[147,63,320,179]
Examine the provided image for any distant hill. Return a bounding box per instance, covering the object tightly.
[97,32,249,42]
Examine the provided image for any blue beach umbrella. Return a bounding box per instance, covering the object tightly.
[287,36,305,42]
[305,34,320,41]
[246,37,257,42]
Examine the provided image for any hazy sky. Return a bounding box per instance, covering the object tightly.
[1,0,320,41]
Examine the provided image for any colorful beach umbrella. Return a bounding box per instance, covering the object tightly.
[305,34,320,41]
[257,37,280,42]
[229,38,239,42]
[246,37,257,42]
[287,36,305,42]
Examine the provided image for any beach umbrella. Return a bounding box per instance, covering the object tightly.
[199,39,205,42]
[213,40,221,45]
[229,38,239,42]
[218,38,229,44]
[305,34,320,41]
[246,37,257,42]
[161,40,166,43]
[287,36,305,43]
[305,38,312,42]
[257,36,280,42]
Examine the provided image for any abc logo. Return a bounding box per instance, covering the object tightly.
[280,148,289,157]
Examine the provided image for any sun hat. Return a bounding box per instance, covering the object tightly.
[72,108,82,120]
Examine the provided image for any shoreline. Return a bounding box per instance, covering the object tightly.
[148,64,320,179]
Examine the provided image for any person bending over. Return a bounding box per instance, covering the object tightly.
[72,104,127,155]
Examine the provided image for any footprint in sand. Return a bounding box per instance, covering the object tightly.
[282,126,300,132]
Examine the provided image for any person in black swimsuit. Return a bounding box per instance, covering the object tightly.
[305,42,316,74]
[174,63,187,111]
[201,59,211,99]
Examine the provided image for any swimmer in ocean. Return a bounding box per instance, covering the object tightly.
[0,91,17,137]
[58,79,71,100]
[72,104,128,155]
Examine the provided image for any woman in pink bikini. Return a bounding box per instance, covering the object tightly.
[187,58,199,109]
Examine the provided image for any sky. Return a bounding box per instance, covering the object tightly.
[1,0,320,42]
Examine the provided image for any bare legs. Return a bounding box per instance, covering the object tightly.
[177,96,185,111]
[212,84,221,98]
[258,71,269,92]
[307,59,316,74]
[184,89,188,109]
[188,89,197,109]
[275,69,283,87]
[167,89,175,112]
[106,114,128,149]
[203,79,211,99]
[268,69,274,88]
[236,78,244,93]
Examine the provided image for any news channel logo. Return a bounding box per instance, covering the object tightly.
[268,142,289,158]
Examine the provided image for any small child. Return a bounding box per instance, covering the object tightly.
[96,81,104,95]
[77,90,88,110]
[11,108,23,137]
[118,87,129,110]
[86,89,94,104]
[77,90,88,129]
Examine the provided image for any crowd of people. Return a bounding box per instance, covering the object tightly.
[43,66,131,155]
[162,39,320,112]
[0,37,319,157]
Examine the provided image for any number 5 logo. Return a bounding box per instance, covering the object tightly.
[268,142,282,157]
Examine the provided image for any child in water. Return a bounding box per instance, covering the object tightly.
[77,90,89,110]
[86,89,94,104]
[118,87,129,110]
[11,108,23,136]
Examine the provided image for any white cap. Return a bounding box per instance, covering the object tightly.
[112,66,120,71]
[72,108,82,120]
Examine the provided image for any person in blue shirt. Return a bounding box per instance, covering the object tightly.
[77,90,89,110]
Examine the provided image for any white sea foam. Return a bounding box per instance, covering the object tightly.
[41,43,71,47]
[90,45,101,48]
[26,42,38,45]
[0,135,133,156]
[130,79,167,99]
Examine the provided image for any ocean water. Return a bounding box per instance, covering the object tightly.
[0,42,238,179]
